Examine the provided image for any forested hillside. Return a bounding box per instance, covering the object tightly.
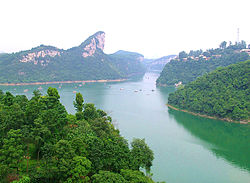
[109,50,146,77]
[0,88,158,183]
[0,32,145,84]
[168,60,250,122]
[157,41,250,86]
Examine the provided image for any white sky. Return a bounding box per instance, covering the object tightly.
[0,0,249,58]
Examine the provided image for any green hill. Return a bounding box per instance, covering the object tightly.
[168,60,250,122]
[0,31,145,84]
[156,42,250,86]
[109,50,146,77]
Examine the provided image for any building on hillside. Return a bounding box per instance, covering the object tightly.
[175,81,182,87]
[240,49,250,56]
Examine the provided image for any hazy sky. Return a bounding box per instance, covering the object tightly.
[0,0,249,58]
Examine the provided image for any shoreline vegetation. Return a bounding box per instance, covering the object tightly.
[167,104,249,124]
[0,88,156,182]
[0,79,127,86]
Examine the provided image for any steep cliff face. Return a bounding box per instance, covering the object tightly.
[81,31,105,58]
[0,31,146,83]
[19,47,62,66]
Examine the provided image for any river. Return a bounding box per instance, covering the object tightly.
[1,72,249,183]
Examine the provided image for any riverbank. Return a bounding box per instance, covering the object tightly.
[0,79,127,86]
[167,104,249,124]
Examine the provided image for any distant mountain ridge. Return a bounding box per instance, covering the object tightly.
[144,55,176,71]
[0,31,145,83]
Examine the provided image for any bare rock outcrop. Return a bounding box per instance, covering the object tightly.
[20,50,61,66]
[82,32,105,58]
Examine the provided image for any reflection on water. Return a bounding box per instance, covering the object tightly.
[168,109,250,172]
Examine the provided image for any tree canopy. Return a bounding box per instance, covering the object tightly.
[0,88,156,182]
[168,60,250,122]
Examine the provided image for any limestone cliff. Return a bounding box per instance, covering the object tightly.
[19,48,62,66]
[81,31,105,58]
[0,31,146,83]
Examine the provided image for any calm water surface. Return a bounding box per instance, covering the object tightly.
[1,72,250,183]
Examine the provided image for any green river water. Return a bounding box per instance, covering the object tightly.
[1,72,249,183]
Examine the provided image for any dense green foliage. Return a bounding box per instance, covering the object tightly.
[157,41,250,86]
[168,60,250,121]
[0,32,145,83]
[0,88,157,182]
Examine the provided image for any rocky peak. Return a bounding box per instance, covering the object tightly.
[19,47,61,66]
[82,31,105,58]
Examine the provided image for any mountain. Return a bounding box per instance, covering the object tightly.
[144,55,176,71]
[156,42,250,86]
[168,60,250,122]
[109,50,145,77]
[0,31,145,83]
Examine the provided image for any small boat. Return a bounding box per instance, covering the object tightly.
[120,88,124,90]
[24,89,28,92]
[79,84,82,87]
[151,89,155,92]
[73,91,77,93]
[134,90,138,92]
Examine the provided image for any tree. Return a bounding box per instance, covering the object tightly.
[130,138,154,175]
[219,41,227,49]
[178,51,188,59]
[74,93,84,112]
[40,140,76,181]
[66,156,91,183]
[32,118,51,161]
[0,129,24,173]
[92,171,126,183]
[47,87,60,100]
[74,93,84,120]
[240,40,247,49]
[83,103,98,120]
[39,88,67,138]
[0,103,26,134]
[53,140,76,179]
[32,90,42,98]
[3,91,14,106]
[13,95,28,111]
[120,169,154,183]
